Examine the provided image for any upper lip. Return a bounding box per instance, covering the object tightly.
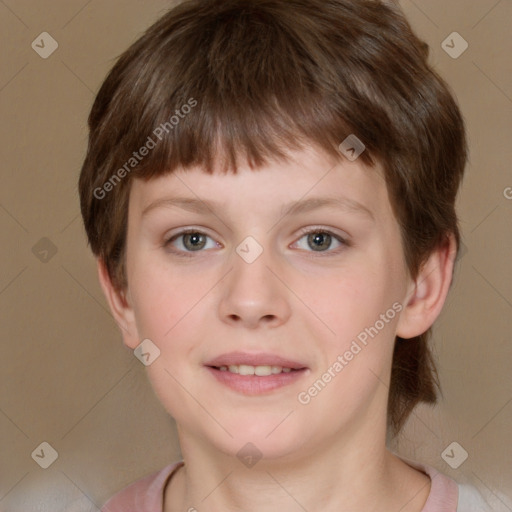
[205,351,308,370]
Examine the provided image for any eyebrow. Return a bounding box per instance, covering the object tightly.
[280,196,374,220]
[141,195,374,221]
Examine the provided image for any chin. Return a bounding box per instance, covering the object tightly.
[221,422,306,460]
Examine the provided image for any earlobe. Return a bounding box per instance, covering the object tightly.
[396,234,457,339]
[96,258,140,349]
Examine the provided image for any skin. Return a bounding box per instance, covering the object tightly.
[98,145,456,512]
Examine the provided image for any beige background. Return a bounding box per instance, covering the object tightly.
[0,0,511,510]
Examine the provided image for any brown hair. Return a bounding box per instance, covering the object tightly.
[79,0,468,438]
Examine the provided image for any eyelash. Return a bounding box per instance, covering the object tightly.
[163,227,349,259]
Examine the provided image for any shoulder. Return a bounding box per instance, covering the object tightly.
[396,454,493,512]
[456,483,492,512]
[101,461,184,512]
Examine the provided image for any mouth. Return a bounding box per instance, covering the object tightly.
[204,351,308,373]
[204,352,309,395]
[208,364,305,376]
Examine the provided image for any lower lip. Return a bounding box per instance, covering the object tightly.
[205,366,309,395]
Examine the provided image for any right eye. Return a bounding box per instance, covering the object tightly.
[164,229,220,256]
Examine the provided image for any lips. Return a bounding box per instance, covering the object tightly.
[204,351,308,370]
[205,351,310,395]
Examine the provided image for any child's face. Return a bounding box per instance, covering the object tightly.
[120,146,414,459]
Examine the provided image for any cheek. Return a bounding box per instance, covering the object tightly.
[306,262,392,336]
[301,250,403,386]
[128,255,212,340]
[295,270,399,427]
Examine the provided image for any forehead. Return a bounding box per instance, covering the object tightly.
[129,145,390,220]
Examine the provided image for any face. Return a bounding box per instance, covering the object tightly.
[120,146,413,461]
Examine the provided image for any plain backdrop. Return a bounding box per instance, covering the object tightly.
[0,0,511,510]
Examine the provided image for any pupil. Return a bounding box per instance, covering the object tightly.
[308,232,331,251]
[185,233,205,250]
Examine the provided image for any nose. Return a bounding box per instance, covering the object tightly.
[218,246,291,329]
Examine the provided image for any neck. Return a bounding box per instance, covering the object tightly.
[165,417,430,512]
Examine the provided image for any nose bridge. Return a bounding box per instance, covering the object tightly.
[218,238,290,328]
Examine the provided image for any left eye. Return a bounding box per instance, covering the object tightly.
[293,230,345,252]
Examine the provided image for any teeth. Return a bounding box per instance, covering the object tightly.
[217,364,296,375]
[240,364,256,376]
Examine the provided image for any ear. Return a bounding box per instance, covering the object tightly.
[97,258,140,350]
[396,234,457,339]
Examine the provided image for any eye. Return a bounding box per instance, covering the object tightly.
[293,228,347,254]
[164,229,219,255]
[163,227,348,257]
